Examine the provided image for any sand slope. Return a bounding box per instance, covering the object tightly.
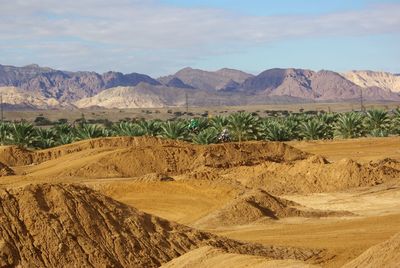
[0,137,399,267]
[161,246,317,268]
[0,183,326,267]
[232,156,400,195]
[8,137,309,179]
[343,232,400,268]
[193,189,351,228]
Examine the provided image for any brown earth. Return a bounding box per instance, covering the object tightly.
[0,146,33,166]
[0,162,14,176]
[288,137,400,163]
[4,137,309,180]
[0,183,326,267]
[161,246,318,268]
[0,136,399,267]
[193,189,352,228]
[229,155,400,195]
[342,232,400,268]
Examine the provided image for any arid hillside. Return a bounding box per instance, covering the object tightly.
[1,64,400,109]
[344,71,400,93]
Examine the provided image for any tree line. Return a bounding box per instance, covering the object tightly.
[0,109,399,149]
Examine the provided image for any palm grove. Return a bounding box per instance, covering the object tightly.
[0,109,400,149]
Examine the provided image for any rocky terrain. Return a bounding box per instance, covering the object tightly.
[234,68,399,101]
[0,64,160,103]
[0,87,61,109]
[1,64,399,109]
[158,67,253,91]
[343,70,400,93]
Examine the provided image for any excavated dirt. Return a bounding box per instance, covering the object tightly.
[0,162,14,176]
[12,137,397,196]
[161,246,318,268]
[1,137,399,267]
[134,173,175,182]
[0,137,309,168]
[343,232,400,268]
[231,156,400,195]
[193,189,352,228]
[0,183,327,267]
[14,137,309,179]
[0,146,33,166]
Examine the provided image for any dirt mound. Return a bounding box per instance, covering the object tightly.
[3,137,308,168]
[0,146,33,166]
[0,184,327,267]
[193,189,351,228]
[368,158,400,171]
[201,141,310,168]
[33,136,180,164]
[0,162,14,176]
[343,232,400,268]
[53,144,199,178]
[24,137,309,179]
[161,246,318,268]
[0,137,181,167]
[241,156,400,195]
[135,173,175,182]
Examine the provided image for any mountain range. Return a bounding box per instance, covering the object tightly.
[0,64,399,109]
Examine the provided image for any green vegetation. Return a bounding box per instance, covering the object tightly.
[0,109,399,149]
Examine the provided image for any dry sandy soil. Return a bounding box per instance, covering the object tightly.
[0,136,399,267]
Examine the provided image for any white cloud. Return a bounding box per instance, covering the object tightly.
[0,0,399,75]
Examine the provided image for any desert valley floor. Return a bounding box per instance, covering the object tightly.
[0,136,399,267]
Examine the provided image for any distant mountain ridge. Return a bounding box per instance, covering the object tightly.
[232,68,398,101]
[343,70,400,93]
[0,64,160,102]
[0,64,399,109]
[159,67,254,91]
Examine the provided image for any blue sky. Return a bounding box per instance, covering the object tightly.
[0,0,399,76]
[161,0,393,15]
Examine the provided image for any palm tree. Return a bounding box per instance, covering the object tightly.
[34,128,57,149]
[7,122,38,148]
[227,112,260,142]
[160,121,188,140]
[210,115,229,132]
[112,122,144,137]
[300,118,326,140]
[281,116,301,140]
[260,121,290,141]
[57,133,75,145]
[137,120,161,136]
[0,122,11,145]
[194,117,210,132]
[316,113,337,139]
[391,108,400,134]
[74,124,106,140]
[364,109,390,136]
[192,128,219,144]
[334,112,364,139]
[52,123,73,136]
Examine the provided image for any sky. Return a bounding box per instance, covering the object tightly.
[0,0,400,76]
